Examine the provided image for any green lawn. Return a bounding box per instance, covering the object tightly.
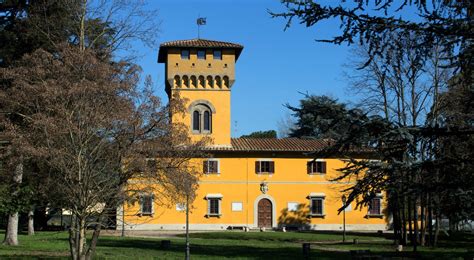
[0,230,472,259]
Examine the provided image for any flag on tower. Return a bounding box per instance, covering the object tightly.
[197,17,206,25]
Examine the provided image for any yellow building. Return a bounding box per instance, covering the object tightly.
[119,39,387,231]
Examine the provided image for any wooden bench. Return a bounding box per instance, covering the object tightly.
[227,226,246,230]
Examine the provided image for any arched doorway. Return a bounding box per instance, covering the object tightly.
[257,199,273,228]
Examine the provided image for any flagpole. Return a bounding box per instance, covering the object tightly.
[196,17,206,39]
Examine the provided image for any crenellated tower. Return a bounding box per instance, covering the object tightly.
[158,39,243,147]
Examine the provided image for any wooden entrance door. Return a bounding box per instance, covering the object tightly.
[258,199,272,228]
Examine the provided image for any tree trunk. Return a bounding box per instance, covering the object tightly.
[69,215,87,260]
[401,200,407,245]
[428,198,433,246]
[420,203,426,246]
[85,222,102,260]
[78,218,86,260]
[434,214,440,246]
[28,209,35,236]
[86,208,108,260]
[3,162,24,246]
[408,196,414,246]
[69,215,77,260]
[3,212,19,245]
[413,197,418,252]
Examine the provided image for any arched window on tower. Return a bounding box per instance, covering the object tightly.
[174,75,181,88]
[215,76,222,88]
[183,75,189,88]
[191,104,213,134]
[193,110,200,131]
[223,76,229,88]
[207,76,214,88]
[190,75,197,88]
[203,111,211,131]
[198,76,205,88]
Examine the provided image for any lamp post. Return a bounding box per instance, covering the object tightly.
[185,193,190,260]
[341,195,346,243]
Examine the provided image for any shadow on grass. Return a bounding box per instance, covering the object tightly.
[96,237,350,260]
[0,255,65,260]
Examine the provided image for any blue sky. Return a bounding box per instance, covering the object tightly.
[136,0,355,137]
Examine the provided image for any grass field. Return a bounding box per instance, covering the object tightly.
[0,230,473,259]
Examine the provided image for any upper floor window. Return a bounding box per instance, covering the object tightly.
[197,50,206,60]
[307,161,326,174]
[203,159,219,174]
[255,160,274,174]
[191,104,212,134]
[181,49,190,59]
[213,50,222,60]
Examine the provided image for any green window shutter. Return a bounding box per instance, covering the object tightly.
[269,161,275,173]
[307,162,311,174]
[322,162,327,173]
[255,161,260,173]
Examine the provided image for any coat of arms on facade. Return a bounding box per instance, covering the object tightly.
[260,182,268,194]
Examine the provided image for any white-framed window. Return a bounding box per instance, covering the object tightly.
[307,160,326,174]
[287,202,299,212]
[231,202,243,212]
[368,194,383,216]
[308,193,325,217]
[203,159,219,174]
[206,194,222,217]
[255,160,275,174]
[139,194,154,216]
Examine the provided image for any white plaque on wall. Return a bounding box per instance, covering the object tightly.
[231,202,243,211]
[287,202,299,212]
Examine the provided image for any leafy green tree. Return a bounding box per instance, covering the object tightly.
[276,0,473,250]
[241,130,277,138]
[286,95,370,142]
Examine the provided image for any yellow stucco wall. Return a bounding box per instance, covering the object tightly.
[122,157,388,230]
[165,48,236,80]
[172,90,231,146]
[164,47,236,146]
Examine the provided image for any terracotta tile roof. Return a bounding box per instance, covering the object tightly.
[158,38,244,62]
[207,138,331,152]
[160,38,243,49]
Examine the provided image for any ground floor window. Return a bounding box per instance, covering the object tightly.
[368,197,382,216]
[209,199,219,214]
[139,194,154,216]
[206,194,222,217]
[310,198,324,216]
[308,193,325,217]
